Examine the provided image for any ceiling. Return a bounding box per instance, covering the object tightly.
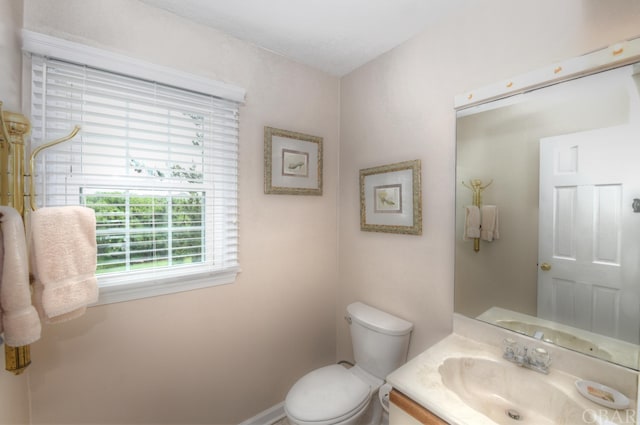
[140,0,467,76]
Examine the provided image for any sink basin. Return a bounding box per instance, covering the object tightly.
[496,320,613,361]
[439,357,593,424]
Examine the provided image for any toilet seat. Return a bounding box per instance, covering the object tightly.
[285,364,371,424]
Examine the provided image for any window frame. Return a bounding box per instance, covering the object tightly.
[23,30,245,305]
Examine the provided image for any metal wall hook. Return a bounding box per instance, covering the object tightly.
[28,125,81,211]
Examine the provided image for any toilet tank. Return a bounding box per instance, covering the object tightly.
[346,302,413,379]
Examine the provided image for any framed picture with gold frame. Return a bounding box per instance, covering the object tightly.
[264,126,323,195]
[359,160,422,235]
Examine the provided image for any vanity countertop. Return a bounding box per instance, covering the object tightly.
[386,317,638,425]
[387,333,503,425]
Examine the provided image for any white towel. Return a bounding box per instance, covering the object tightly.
[480,205,500,242]
[30,206,98,322]
[463,205,481,240]
[0,206,42,346]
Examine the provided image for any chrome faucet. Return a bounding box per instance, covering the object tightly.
[502,338,551,374]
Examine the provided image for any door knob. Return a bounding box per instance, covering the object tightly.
[540,263,552,271]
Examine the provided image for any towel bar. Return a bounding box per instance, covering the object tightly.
[0,100,81,374]
[462,179,493,252]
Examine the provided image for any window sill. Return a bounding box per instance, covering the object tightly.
[94,267,241,305]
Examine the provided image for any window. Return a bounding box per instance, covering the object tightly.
[26,33,243,303]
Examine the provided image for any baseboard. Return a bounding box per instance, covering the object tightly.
[238,401,285,425]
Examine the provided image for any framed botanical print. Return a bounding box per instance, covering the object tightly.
[264,126,323,195]
[360,160,422,235]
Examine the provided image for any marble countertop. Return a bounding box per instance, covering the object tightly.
[386,317,638,425]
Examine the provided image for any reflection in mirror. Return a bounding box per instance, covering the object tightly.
[455,60,640,370]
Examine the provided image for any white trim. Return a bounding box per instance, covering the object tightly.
[22,30,246,104]
[238,402,286,425]
[455,36,640,110]
[96,268,241,305]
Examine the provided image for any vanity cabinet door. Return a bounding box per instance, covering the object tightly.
[389,389,449,425]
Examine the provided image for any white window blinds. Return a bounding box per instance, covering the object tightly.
[30,55,240,302]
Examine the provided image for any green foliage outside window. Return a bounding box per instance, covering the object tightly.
[85,192,205,274]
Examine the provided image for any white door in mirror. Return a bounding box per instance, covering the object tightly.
[538,125,640,344]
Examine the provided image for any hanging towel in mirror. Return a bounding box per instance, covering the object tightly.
[463,205,481,240]
[480,205,500,242]
[0,206,42,346]
[31,206,98,323]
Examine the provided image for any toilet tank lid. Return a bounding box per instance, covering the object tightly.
[347,302,413,336]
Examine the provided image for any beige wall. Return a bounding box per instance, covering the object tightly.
[0,1,31,424]
[21,0,340,424]
[337,0,640,362]
[0,0,22,111]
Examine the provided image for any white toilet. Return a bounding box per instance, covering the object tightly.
[284,302,413,425]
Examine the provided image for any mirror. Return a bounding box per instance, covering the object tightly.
[455,57,640,370]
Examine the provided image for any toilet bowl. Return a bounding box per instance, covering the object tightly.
[285,364,381,425]
[284,302,413,425]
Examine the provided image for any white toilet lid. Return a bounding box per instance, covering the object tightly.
[285,364,371,423]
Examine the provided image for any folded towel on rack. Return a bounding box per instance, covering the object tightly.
[30,206,98,322]
[32,273,87,323]
[480,205,500,242]
[0,206,42,346]
[463,205,481,240]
